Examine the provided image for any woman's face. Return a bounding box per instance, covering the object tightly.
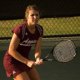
[26,9,40,26]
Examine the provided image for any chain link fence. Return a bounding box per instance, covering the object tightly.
[0,16,80,38]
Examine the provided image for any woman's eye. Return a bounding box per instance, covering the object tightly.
[31,14,39,16]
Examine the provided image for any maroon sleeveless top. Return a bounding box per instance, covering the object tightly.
[4,23,43,64]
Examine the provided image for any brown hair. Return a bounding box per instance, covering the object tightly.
[25,5,40,17]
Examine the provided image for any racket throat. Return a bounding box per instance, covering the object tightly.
[43,58,53,61]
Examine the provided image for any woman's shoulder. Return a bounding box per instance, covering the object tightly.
[12,22,26,32]
[12,22,26,40]
[36,24,43,28]
[36,24,43,31]
[15,22,26,28]
[36,24,43,36]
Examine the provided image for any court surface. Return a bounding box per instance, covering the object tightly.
[0,37,80,80]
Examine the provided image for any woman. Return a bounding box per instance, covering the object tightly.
[3,5,43,80]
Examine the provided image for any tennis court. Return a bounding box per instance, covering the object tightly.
[0,37,80,80]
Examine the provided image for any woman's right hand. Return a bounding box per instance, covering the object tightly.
[26,60,35,68]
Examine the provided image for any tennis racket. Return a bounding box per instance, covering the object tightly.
[42,40,76,62]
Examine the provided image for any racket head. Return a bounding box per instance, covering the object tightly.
[53,40,76,62]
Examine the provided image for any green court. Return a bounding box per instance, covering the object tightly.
[0,37,80,80]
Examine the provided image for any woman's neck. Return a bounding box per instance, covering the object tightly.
[26,23,36,34]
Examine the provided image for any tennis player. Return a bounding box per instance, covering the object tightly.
[3,5,43,80]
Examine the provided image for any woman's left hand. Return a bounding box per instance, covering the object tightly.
[35,58,43,65]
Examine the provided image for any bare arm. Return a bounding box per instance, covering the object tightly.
[8,33,34,67]
[34,37,43,65]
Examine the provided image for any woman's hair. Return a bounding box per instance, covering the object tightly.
[25,4,40,17]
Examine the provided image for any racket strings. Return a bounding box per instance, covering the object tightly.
[53,40,76,62]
